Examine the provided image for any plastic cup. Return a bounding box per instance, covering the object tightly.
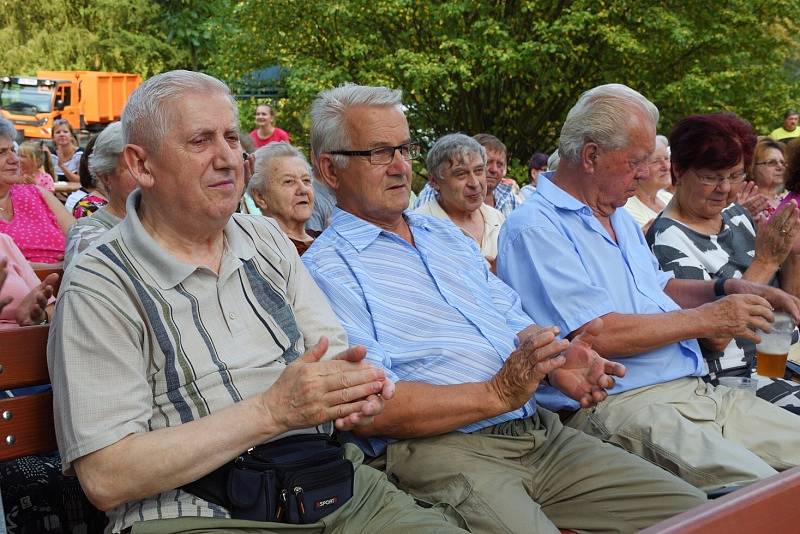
[755,312,795,378]
[718,376,758,396]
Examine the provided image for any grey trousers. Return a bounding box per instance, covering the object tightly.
[567,377,800,492]
[377,408,706,534]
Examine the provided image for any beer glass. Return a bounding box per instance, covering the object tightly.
[755,312,795,378]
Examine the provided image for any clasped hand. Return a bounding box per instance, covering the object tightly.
[262,337,395,434]
[490,318,624,411]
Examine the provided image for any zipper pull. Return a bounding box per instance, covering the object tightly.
[276,489,288,521]
[293,486,305,520]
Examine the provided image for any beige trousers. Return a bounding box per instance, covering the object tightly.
[129,444,464,534]
[379,408,705,534]
[567,376,800,491]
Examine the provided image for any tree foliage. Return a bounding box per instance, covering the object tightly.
[0,0,226,77]
[210,0,800,180]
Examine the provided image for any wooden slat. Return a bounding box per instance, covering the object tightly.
[0,325,50,389]
[641,466,800,533]
[0,392,56,462]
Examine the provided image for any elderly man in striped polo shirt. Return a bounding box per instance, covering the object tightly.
[302,84,707,534]
[47,71,467,534]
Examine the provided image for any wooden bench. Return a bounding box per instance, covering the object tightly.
[0,324,55,461]
[640,466,800,533]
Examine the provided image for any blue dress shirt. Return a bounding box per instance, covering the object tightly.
[497,175,707,411]
[303,208,535,456]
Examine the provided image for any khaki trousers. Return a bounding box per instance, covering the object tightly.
[129,444,464,534]
[567,376,800,491]
[379,408,705,534]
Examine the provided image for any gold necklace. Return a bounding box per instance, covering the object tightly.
[0,192,10,212]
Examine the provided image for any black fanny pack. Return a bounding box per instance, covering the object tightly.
[182,433,354,524]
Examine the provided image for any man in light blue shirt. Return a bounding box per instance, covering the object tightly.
[499,83,800,493]
[303,83,705,534]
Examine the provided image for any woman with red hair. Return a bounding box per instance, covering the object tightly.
[646,112,800,412]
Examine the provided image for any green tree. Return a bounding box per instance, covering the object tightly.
[0,0,228,77]
[211,0,800,183]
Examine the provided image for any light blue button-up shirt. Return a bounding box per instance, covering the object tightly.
[303,208,535,456]
[497,175,707,411]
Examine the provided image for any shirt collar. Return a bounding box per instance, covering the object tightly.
[330,207,432,252]
[120,190,256,289]
[536,174,591,213]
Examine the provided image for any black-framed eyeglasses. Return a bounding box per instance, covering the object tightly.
[694,169,747,187]
[328,142,420,165]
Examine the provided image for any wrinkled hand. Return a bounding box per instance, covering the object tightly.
[489,326,568,412]
[736,182,770,219]
[725,278,800,324]
[261,337,395,434]
[15,273,58,326]
[755,200,800,266]
[699,293,774,343]
[548,318,625,408]
[699,336,732,353]
[0,258,11,314]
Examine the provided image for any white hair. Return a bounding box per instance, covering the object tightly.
[426,133,486,181]
[548,149,561,171]
[309,83,403,168]
[248,142,312,197]
[559,83,659,163]
[89,122,124,178]
[122,70,236,153]
[0,117,16,142]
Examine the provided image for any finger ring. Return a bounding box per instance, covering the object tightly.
[781,229,788,235]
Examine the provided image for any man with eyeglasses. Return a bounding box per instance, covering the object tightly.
[769,109,800,143]
[303,83,706,533]
[498,83,800,495]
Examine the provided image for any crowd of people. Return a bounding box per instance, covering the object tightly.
[1,69,800,533]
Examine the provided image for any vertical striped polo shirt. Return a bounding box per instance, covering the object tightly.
[302,208,536,457]
[48,190,347,533]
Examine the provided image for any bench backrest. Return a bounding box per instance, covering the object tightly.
[0,325,55,462]
[640,466,800,533]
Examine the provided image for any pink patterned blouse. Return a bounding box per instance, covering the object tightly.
[0,184,65,264]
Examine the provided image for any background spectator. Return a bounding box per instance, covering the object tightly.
[45,119,82,182]
[416,133,504,270]
[18,141,55,192]
[71,136,108,218]
[248,142,318,255]
[0,117,73,264]
[64,122,135,267]
[623,134,672,230]
[770,109,800,143]
[521,151,548,200]
[249,104,291,149]
[749,138,788,215]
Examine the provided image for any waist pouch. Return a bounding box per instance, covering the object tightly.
[182,433,354,524]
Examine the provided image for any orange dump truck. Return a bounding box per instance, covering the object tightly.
[0,70,141,140]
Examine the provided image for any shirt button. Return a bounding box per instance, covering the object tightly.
[228,312,236,320]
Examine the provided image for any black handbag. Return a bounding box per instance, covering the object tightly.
[183,433,354,524]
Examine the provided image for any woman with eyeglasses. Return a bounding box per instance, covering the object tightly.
[645,113,800,411]
[748,138,787,216]
[623,135,673,231]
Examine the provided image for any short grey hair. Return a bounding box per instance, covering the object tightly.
[248,142,312,197]
[426,133,486,181]
[122,70,236,153]
[655,134,669,148]
[310,83,403,168]
[548,149,561,171]
[559,83,659,163]
[0,117,16,143]
[89,122,124,178]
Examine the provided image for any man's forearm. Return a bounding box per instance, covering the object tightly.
[570,309,709,358]
[74,395,283,512]
[352,381,506,439]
